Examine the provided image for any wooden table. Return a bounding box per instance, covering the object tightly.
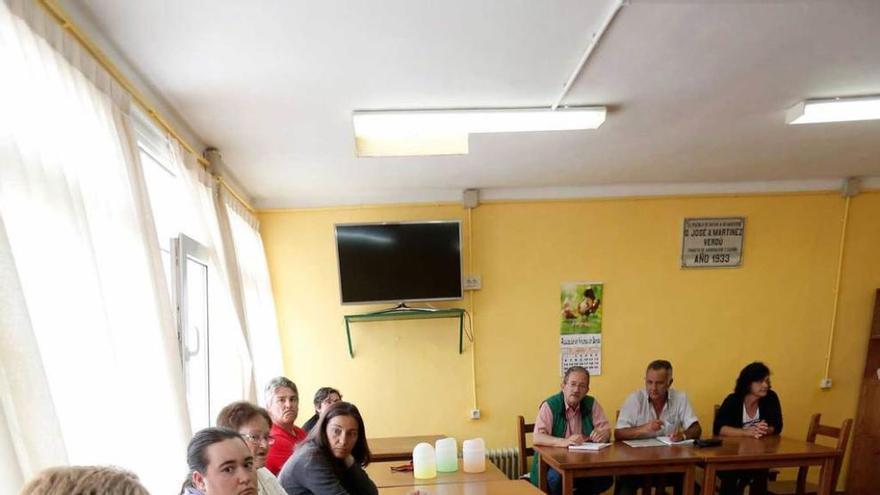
[367,460,509,488]
[699,437,840,495]
[534,444,701,495]
[369,435,447,462]
[379,480,542,495]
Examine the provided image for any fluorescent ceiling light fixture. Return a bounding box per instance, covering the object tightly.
[353,107,606,157]
[786,95,880,125]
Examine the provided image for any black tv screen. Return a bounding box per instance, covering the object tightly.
[335,221,462,304]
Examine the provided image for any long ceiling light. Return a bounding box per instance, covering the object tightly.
[353,107,606,157]
[786,95,880,125]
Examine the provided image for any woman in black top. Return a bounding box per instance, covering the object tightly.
[279,401,377,495]
[714,361,783,437]
[713,362,783,495]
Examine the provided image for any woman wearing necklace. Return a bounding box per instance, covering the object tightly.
[713,361,783,495]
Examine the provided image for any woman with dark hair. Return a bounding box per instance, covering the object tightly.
[181,427,257,495]
[302,387,342,432]
[713,362,783,438]
[713,362,783,495]
[216,401,287,495]
[278,401,377,495]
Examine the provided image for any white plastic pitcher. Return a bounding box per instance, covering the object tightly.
[435,437,458,472]
[412,442,437,479]
[461,438,486,473]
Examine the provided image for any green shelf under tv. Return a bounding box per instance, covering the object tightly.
[343,307,465,358]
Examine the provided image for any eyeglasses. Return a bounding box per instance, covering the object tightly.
[241,433,275,446]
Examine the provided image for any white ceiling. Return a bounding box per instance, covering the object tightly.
[73,0,880,208]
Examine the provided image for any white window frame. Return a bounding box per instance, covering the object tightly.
[173,233,213,430]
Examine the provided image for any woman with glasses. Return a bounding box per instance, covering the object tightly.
[216,401,287,495]
[279,401,377,495]
[713,362,784,495]
[302,387,342,432]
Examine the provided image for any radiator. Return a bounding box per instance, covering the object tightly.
[486,447,520,480]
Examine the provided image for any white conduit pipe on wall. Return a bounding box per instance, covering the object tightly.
[823,195,852,384]
[552,0,626,110]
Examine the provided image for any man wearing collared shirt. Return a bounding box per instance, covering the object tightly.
[530,366,613,495]
[264,376,308,475]
[614,360,702,495]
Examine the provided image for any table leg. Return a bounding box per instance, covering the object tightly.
[817,456,836,495]
[682,465,695,495]
[701,464,716,495]
[539,456,549,493]
[562,470,573,495]
[752,475,767,495]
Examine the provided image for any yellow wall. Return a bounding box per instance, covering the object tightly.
[259,191,880,485]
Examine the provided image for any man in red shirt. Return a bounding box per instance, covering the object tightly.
[263,376,307,475]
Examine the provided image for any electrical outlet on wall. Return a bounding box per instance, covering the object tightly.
[819,377,832,389]
[463,275,481,290]
[469,408,481,420]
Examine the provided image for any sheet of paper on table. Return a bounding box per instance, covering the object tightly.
[568,442,611,451]
[657,436,694,446]
[623,437,694,447]
[622,438,665,447]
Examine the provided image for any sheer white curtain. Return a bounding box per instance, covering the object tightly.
[0,0,190,493]
[170,142,256,410]
[0,214,66,494]
[217,188,285,394]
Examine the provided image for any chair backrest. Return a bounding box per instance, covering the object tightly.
[517,415,535,477]
[797,413,854,492]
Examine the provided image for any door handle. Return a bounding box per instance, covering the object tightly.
[186,325,201,359]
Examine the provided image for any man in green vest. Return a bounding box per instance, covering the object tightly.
[530,366,613,495]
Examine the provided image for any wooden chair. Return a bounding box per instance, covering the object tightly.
[517,415,535,479]
[767,413,853,495]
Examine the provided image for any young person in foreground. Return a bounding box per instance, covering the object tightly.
[713,361,783,495]
[181,427,257,495]
[279,401,378,495]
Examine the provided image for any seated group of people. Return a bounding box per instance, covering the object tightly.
[18,377,390,495]
[19,362,780,495]
[179,377,374,495]
[532,360,782,495]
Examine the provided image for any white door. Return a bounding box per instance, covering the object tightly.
[174,234,211,432]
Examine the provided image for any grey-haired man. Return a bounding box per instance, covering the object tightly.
[614,360,701,495]
[264,376,307,475]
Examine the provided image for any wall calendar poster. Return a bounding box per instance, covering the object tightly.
[560,282,603,376]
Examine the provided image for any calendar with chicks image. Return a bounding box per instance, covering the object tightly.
[560,282,603,335]
[560,282,603,375]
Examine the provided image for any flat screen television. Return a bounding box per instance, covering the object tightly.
[335,221,462,304]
